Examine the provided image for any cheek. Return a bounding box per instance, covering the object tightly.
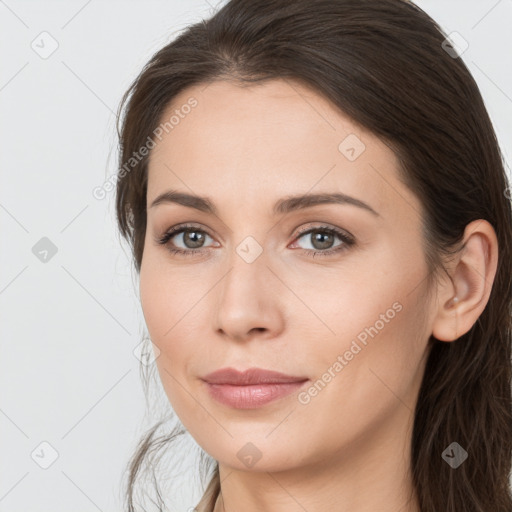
[284,249,419,350]
[139,258,168,340]
[301,242,430,394]
[139,254,191,384]
[139,259,196,417]
[290,287,429,459]
[139,248,199,340]
[139,251,211,381]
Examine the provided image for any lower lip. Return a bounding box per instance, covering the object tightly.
[204,381,308,409]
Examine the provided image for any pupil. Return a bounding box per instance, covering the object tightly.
[313,232,333,250]
[185,230,204,248]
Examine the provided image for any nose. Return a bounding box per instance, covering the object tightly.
[213,248,285,343]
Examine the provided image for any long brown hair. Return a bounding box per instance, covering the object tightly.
[114,1,512,510]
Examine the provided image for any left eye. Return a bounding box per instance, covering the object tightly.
[290,227,353,252]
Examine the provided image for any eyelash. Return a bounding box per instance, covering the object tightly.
[156,223,355,258]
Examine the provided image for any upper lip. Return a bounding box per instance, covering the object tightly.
[201,367,309,385]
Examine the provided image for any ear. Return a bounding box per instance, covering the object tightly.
[431,219,498,342]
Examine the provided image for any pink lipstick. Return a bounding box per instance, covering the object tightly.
[201,367,309,409]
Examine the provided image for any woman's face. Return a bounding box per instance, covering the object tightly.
[140,78,435,472]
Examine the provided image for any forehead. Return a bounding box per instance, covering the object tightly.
[146,78,419,221]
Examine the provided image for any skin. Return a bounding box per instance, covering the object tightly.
[139,79,498,512]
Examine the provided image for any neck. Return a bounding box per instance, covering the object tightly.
[212,406,420,512]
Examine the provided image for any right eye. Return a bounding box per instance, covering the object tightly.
[157,224,219,256]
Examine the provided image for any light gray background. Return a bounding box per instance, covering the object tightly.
[1,1,511,511]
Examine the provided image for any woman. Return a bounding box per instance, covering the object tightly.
[115,0,512,510]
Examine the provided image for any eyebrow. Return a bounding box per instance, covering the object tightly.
[149,190,379,217]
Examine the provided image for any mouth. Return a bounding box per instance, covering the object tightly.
[201,367,309,409]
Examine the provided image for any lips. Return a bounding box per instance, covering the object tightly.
[201,367,310,409]
[201,367,308,385]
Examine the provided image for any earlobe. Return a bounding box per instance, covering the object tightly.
[431,220,498,343]
[432,294,461,342]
